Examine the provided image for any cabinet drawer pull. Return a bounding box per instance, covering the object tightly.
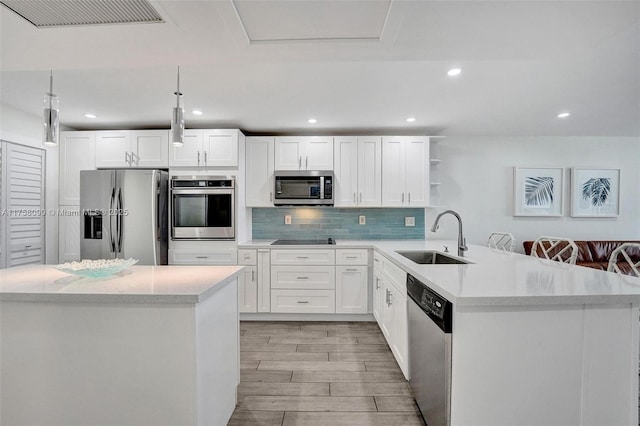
[296,256,309,259]
[359,192,362,203]
[195,256,208,259]
[297,276,309,280]
[374,258,380,263]
[204,151,207,165]
[402,192,405,203]
[251,270,255,281]
[375,277,380,290]
[297,301,309,304]
[346,268,358,272]
[24,245,32,249]
[353,192,356,203]
[346,256,358,259]
[408,192,411,203]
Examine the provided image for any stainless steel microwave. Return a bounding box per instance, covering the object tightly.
[274,171,334,206]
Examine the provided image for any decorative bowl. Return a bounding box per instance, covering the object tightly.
[55,258,138,278]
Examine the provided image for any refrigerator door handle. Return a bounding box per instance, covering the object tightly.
[150,170,159,264]
[109,187,116,253]
[116,187,123,253]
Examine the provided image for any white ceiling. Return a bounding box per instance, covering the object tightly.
[1,0,638,136]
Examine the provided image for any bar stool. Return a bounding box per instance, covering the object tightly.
[530,236,578,265]
[607,243,640,277]
[487,232,515,252]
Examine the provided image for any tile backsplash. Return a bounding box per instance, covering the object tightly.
[252,208,425,240]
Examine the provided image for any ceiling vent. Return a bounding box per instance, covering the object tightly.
[0,0,164,28]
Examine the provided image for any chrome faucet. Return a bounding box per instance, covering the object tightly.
[430,210,468,257]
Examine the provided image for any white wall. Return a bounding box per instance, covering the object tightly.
[0,104,59,263]
[427,136,640,253]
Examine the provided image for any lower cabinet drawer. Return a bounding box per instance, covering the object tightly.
[271,266,335,290]
[270,290,336,313]
[169,249,238,265]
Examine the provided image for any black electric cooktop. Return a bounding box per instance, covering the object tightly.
[271,238,335,245]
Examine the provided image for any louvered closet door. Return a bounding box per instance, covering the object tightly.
[6,143,45,267]
[0,142,6,268]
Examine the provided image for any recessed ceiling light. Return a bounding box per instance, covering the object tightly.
[406,117,416,123]
[192,110,203,115]
[84,113,96,119]
[557,112,570,118]
[447,68,462,76]
[308,118,317,124]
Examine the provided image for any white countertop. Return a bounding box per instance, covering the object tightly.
[239,239,640,306]
[0,265,244,304]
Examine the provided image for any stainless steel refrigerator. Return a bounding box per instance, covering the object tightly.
[80,169,168,265]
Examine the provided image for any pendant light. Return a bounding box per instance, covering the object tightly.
[43,70,59,147]
[170,66,184,147]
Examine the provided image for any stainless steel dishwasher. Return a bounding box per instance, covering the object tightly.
[407,274,453,426]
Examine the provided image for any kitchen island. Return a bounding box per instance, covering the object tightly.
[240,239,640,425]
[0,265,243,426]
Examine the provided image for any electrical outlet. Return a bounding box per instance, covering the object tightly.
[359,215,366,225]
[284,215,292,225]
[405,216,415,227]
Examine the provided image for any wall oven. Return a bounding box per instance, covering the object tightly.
[274,170,333,206]
[170,176,235,240]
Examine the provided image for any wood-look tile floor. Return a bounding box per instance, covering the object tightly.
[228,321,425,426]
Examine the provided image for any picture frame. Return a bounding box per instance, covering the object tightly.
[570,168,620,217]
[513,167,564,217]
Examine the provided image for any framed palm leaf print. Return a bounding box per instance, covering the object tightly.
[571,168,620,217]
[513,167,564,216]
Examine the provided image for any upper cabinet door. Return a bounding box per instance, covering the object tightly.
[95,131,130,168]
[203,129,239,167]
[404,137,429,207]
[381,137,406,206]
[274,137,303,170]
[246,137,275,207]
[357,136,382,207]
[59,131,96,205]
[305,137,334,170]
[169,130,203,167]
[333,137,358,207]
[131,130,169,168]
[381,136,430,207]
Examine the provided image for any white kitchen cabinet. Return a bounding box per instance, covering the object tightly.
[373,250,408,378]
[168,249,238,265]
[269,248,336,314]
[95,130,168,168]
[334,136,381,207]
[238,266,257,313]
[245,137,275,207]
[382,136,430,207]
[335,248,369,314]
[257,249,271,312]
[58,208,80,262]
[169,129,241,168]
[372,267,384,323]
[271,289,335,313]
[336,266,368,314]
[271,265,336,290]
[238,249,258,313]
[270,249,335,265]
[386,281,408,375]
[59,131,96,205]
[274,136,333,171]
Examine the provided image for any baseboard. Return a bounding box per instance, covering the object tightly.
[239,312,376,322]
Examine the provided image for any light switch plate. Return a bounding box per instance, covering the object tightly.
[405,217,415,227]
[284,215,292,225]
[359,215,366,225]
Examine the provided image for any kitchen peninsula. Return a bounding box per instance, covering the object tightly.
[239,239,640,425]
[0,265,243,426]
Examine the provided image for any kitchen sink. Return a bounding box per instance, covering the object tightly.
[396,250,471,265]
